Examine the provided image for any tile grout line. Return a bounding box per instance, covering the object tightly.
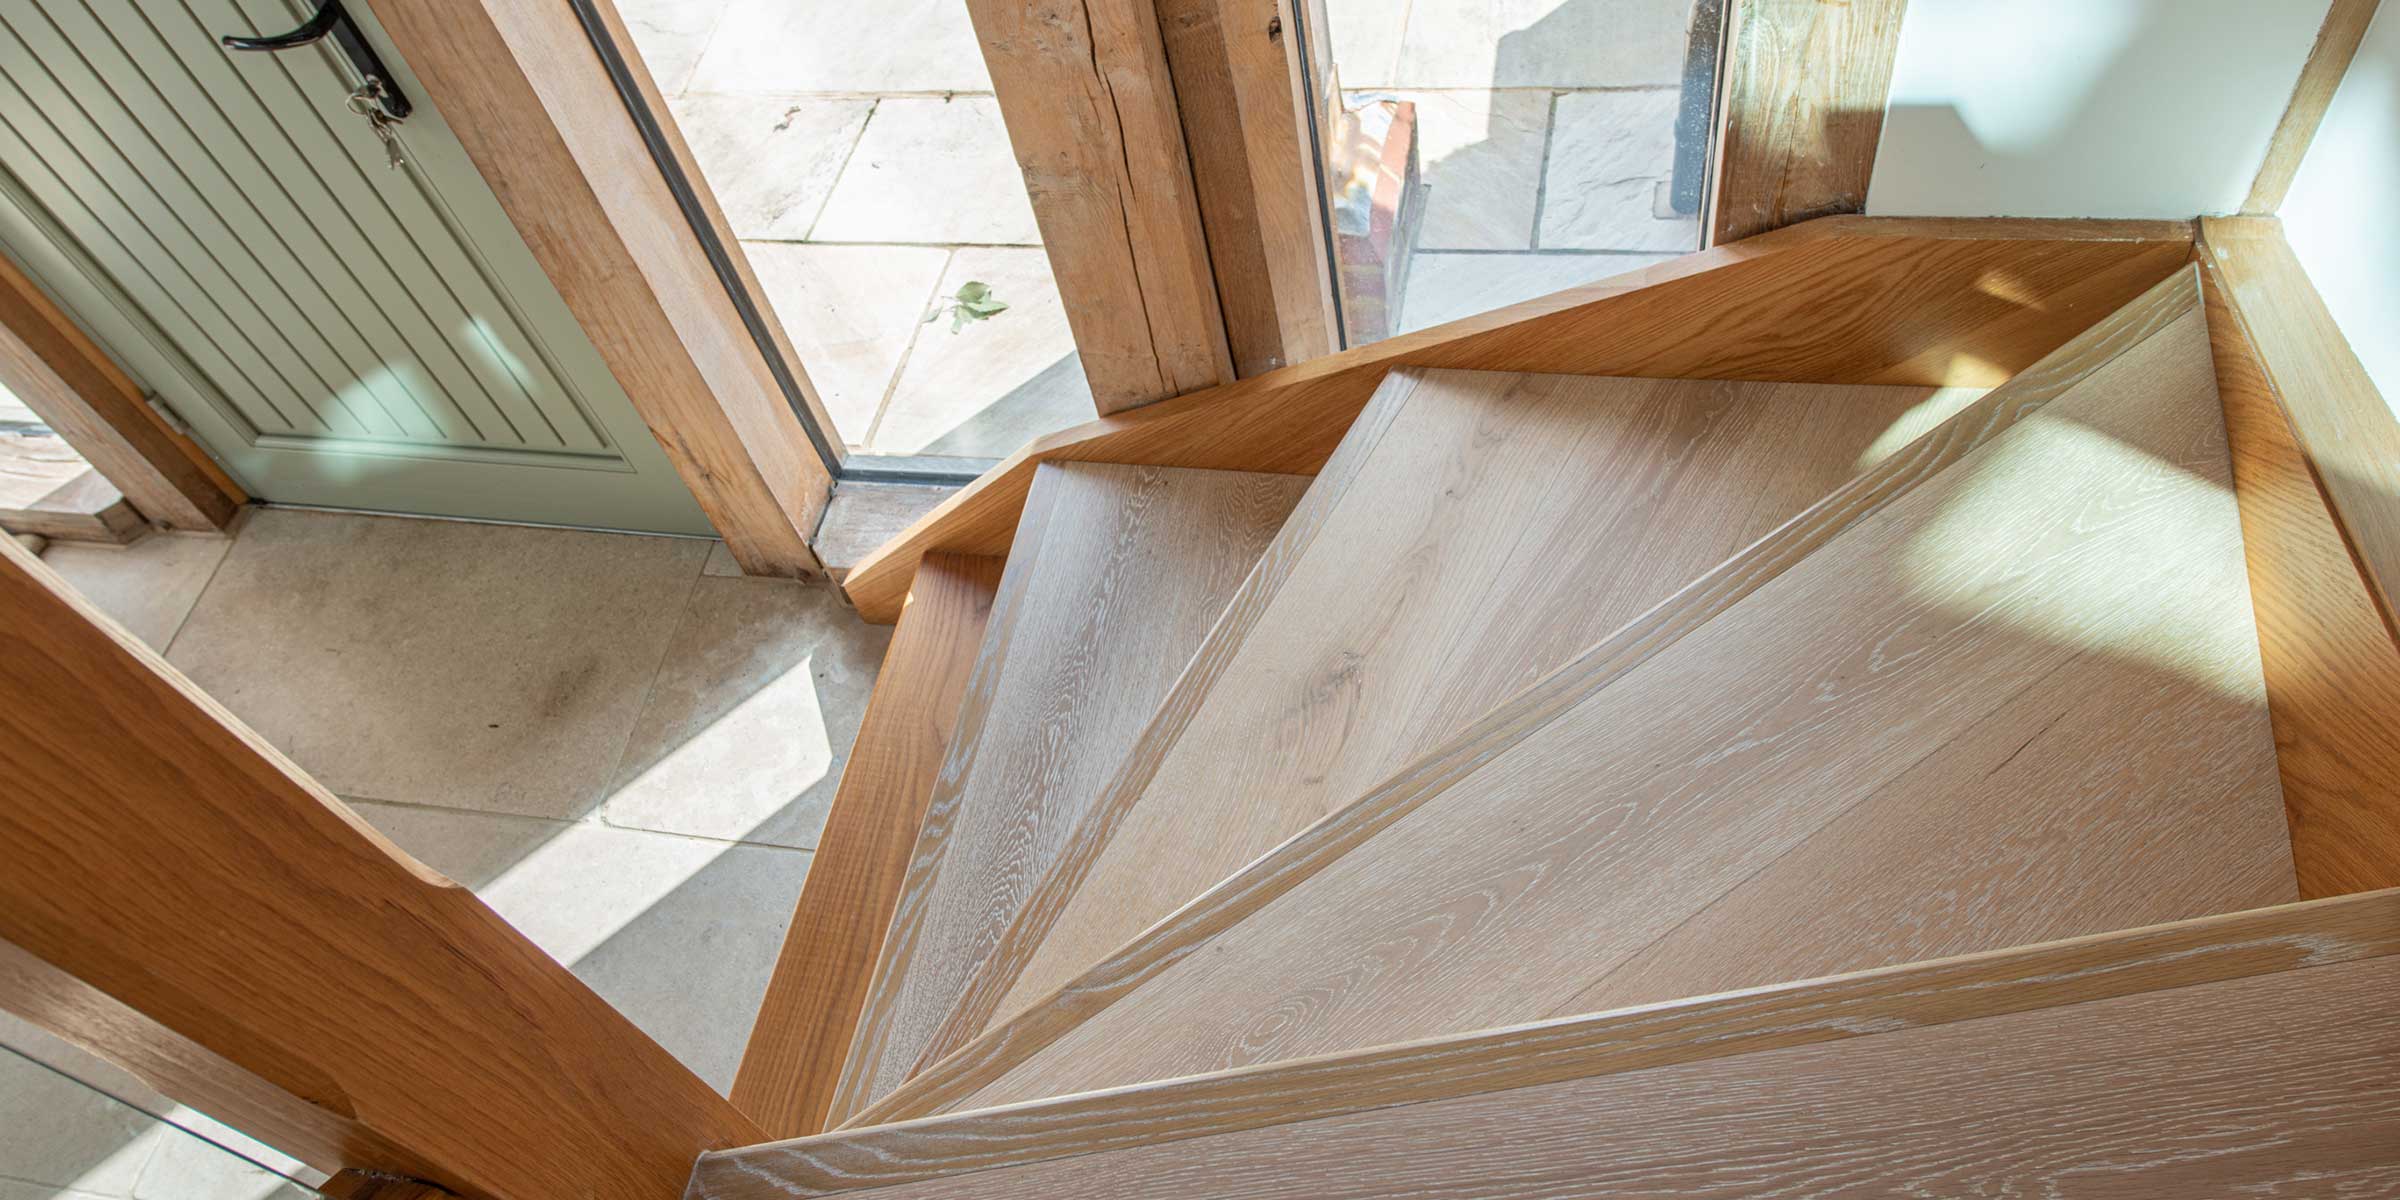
[338,788,820,858]
[577,547,717,835]
[668,1,743,98]
[800,97,881,244]
[1528,89,1562,250]
[861,246,961,450]
[156,530,244,660]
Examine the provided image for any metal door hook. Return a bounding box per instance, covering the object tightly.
[221,1,412,121]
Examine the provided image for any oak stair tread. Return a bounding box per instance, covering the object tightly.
[852,267,2298,1122]
[828,462,1306,1121]
[926,367,1991,1071]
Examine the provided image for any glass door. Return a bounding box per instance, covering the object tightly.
[1306,0,1728,343]
[595,0,1109,482]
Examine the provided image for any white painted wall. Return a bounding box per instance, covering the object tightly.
[2283,3,2400,415]
[1865,0,2330,218]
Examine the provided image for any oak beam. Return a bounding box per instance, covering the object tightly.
[0,250,242,531]
[1708,0,1909,245]
[0,537,764,1200]
[969,0,1237,415]
[1155,0,1339,375]
[730,554,1004,1138]
[2245,0,2384,213]
[373,0,829,575]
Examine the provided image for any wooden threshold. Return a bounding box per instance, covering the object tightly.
[837,216,2197,622]
[730,553,1005,1139]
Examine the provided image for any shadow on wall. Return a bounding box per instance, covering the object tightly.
[1867,0,2329,218]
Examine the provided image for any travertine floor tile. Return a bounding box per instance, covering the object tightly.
[687,0,991,93]
[165,510,707,820]
[811,98,1041,246]
[604,574,888,849]
[1538,89,1701,251]
[1393,0,1693,88]
[347,799,812,1093]
[744,241,951,438]
[614,0,736,94]
[873,247,1092,457]
[40,532,232,651]
[668,96,872,239]
[1377,88,1552,250]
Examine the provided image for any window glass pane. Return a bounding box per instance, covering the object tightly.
[1318,0,1723,342]
[617,0,1097,469]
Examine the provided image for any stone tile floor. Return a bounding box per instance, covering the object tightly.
[1329,0,1711,333]
[618,0,1707,453]
[4,508,890,1198]
[621,0,1092,462]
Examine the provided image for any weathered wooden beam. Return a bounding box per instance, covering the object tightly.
[2245,0,2384,213]
[1155,0,1338,376]
[968,0,1237,415]
[1709,0,1909,245]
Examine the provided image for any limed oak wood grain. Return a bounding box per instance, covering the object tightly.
[829,464,1305,1122]
[731,554,1003,1138]
[705,949,2400,1200]
[0,537,761,1200]
[869,273,2294,1120]
[946,369,1985,1068]
[840,216,2196,621]
[2201,216,2400,635]
[2205,247,2400,896]
[850,267,2205,1124]
[692,887,2400,1199]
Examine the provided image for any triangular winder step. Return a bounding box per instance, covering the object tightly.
[857,266,2297,1122]
[826,461,1307,1121]
[890,364,1993,1087]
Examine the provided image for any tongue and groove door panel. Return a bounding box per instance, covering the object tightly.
[0,0,709,533]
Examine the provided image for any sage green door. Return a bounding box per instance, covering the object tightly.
[0,0,712,534]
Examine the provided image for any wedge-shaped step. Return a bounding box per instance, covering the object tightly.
[861,267,2299,1120]
[691,891,2400,1200]
[915,365,1990,1070]
[828,462,1307,1119]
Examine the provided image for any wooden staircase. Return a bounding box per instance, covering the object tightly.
[711,221,2400,1196]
